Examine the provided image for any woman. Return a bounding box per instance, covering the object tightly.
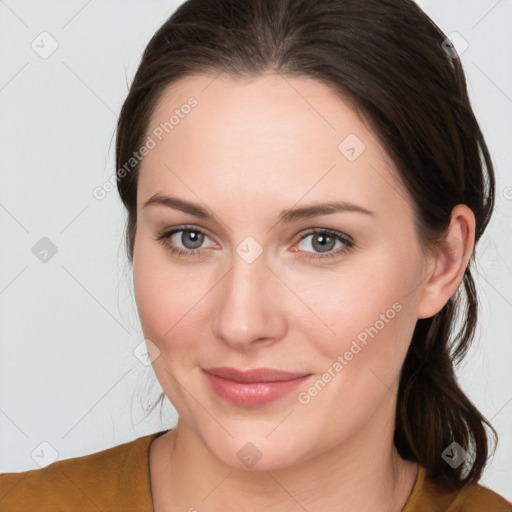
[1,0,510,510]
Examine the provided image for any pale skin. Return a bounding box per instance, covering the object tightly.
[132,73,476,511]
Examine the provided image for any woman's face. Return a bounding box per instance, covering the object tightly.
[133,73,433,470]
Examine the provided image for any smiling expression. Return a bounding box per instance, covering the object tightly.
[132,72,432,470]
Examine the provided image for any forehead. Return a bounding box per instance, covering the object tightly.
[138,73,409,220]
[148,72,374,148]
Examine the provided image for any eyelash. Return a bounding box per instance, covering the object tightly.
[155,224,354,261]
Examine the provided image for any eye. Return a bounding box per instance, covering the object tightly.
[294,229,354,260]
[156,225,354,261]
[156,225,215,258]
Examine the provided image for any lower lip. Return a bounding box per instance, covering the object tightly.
[203,371,312,408]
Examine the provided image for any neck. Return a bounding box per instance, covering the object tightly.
[152,398,418,512]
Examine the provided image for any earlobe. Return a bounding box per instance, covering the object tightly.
[417,205,476,320]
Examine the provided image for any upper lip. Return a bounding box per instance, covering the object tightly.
[202,367,312,383]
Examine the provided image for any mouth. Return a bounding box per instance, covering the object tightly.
[202,367,313,407]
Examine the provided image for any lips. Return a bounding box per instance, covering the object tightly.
[202,367,313,407]
[202,367,311,383]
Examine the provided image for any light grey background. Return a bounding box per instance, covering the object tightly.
[0,0,511,501]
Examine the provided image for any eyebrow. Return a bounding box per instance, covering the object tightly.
[142,193,375,223]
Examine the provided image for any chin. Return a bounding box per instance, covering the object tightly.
[199,424,316,472]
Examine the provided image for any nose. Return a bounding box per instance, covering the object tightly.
[211,249,288,350]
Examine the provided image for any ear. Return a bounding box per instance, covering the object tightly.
[417,204,476,320]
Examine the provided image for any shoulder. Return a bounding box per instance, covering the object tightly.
[443,482,512,511]
[0,432,162,512]
[405,466,512,512]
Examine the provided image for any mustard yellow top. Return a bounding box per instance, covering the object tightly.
[1,430,511,511]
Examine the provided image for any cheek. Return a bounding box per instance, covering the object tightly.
[133,242,167,339]
[133,236,184,343]
[132,236,214,354]
[297,246,421,375]
[293,267,418,439]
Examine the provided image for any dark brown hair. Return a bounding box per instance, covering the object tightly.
[116,0,497,489]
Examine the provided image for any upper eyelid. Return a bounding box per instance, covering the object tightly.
[164,224,214,241]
